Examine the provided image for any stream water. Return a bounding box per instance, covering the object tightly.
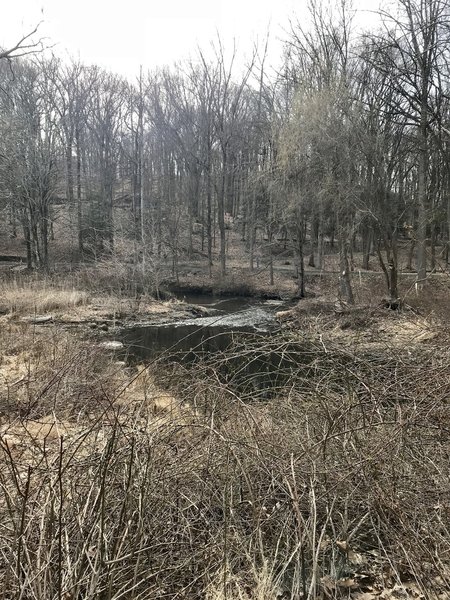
[121,295,310,398]
[122,295,299,397]
[122,295,285,362]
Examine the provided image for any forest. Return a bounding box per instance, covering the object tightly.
[0,1,449,599]
[2,0,450,303]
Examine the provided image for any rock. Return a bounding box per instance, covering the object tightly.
[113,360,127,367]
[275,310,294,322]
[99,323,109,331]
[100,341,124,350]
[189,305,210,316]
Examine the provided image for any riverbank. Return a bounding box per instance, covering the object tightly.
[0,269,445,353]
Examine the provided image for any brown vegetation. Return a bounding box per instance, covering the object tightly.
[0,303,448,599]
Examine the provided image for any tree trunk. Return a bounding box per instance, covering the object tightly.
[338,215,354,304]
[317,209,324,271]
[294,219,305,298]
[218,161,226,277]
[23,220,32,270]
[10,201,17,238]
[268,228,274,286]
[362,225,372,270]
[206,162,213,277]
[416,91,428,286]
[377,234,399,307]
[40,203,49,271]
[430,222,436,272]
[76,127,83,256]
[406,239,415,271]
[389,238,398,303]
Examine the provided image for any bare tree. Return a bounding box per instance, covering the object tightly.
[84,69,126,253]
[209,39,256,277]
[282,0,357,302]
[0,61,58,269]
[0,23,45,61]
[373,0,450,287]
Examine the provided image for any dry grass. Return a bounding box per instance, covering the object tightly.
[206,562,281,600]
[0,280,88,316]
[0,271,191,326]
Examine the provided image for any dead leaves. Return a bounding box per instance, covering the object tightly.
[318,540,446,600]
[320,575,428,600]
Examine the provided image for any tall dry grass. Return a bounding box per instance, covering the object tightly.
[0,279,88,316]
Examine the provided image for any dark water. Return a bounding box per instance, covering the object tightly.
[122,296,284,362]
[121,295,297,397]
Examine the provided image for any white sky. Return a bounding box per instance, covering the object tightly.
[2,0,381,78]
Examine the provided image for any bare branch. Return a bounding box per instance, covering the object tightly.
[0,23,46,61]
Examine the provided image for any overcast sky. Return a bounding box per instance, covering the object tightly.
[3,0,381,78]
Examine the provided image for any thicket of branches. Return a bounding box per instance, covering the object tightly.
[2,0,450,303]
[0,325,448,599]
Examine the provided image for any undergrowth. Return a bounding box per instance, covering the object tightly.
[0,322,448,599]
